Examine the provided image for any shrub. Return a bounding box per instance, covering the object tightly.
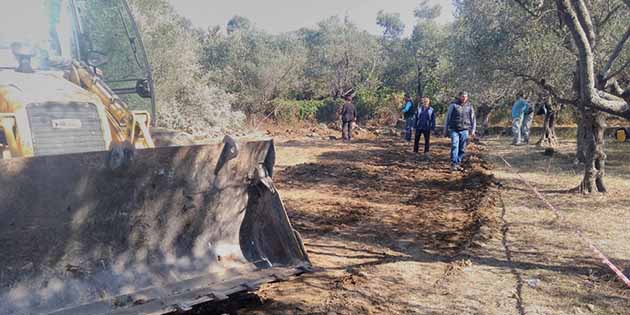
[271,99,327,123]
[316,98,345,123]
[130,0,244,135]
[354,86,404,123]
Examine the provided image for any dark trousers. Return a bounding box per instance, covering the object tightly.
[342,121,353,141]
[414,129,431,153]
[404,117,415,142]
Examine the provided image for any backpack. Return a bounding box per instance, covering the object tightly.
[403,101,416,119]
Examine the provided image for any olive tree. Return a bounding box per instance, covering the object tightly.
[299,16,381,99]
[512,0,630,193]
[129,0,244,135]
[454,0,629,193]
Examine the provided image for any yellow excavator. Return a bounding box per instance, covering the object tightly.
[0,1,310,314]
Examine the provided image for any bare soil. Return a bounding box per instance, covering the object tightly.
[194,130,630,315]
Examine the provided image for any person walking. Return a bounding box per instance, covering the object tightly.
[444,91,477,172]
[414,97,436,158]
[341,95,357,142]
[511,92,529,145]
[402,94,415,142]
[521,97,535,144]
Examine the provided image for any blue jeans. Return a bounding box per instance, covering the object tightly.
[405,117,414,141]
[449,130,469,166]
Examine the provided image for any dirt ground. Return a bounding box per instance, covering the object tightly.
[196,129,630,315]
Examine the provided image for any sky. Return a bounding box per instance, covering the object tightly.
[168,0,455,36]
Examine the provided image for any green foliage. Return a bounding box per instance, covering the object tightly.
[190,3,471,125]
[317,98,346,123]
[414,0,442,21]
[271,99,329,122]
[354,86,404,122]
[299,16,380,99]
[202,27,307,115]
[376,11,405,40]
[129,0,244,135]
[451,0,629,127]
[227,15,252,34]
[119,0,629,131]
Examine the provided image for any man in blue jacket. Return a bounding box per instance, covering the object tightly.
[414,97,436,158]
[402,94,415,142]
[512,92,529,145]
[443,91,476,172]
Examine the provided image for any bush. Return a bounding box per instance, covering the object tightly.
[354,87,404,123]
[130,0,244,135]
[271,99,327,123]
[158,85,244,136]
[316,98,345,123]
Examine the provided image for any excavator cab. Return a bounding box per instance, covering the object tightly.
[0,1,310,314]
[0,1,74,72]
[0,0,156,158]
[74,0,156,115]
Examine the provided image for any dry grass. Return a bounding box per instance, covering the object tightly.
[193,134,630,315]
[482,137,630,315]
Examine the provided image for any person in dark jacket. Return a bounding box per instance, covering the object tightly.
[443,91,477,171]
[341,95,357,142]
[414,97,436,157]
[401,94,415,142]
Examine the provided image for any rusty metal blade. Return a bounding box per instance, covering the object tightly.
[0,140,309,315]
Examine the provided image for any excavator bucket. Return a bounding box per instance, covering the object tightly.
[0,139,310,315]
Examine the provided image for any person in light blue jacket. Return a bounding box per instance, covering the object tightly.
[512,92,529,145]
[401,94,415,142]
[521,99,535,144]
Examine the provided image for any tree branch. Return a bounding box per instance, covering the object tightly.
[557,0,630,118]
[610,80,625,96]
[591,90,630,119]
[513,0,541,17]
[557,0,596,93]
[572,0,596,48]
[601,25,630,80]
[503,68,578,105]
[595,4,622,30]
[604,60,630,82]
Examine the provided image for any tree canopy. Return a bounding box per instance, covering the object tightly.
[122,0,629,193]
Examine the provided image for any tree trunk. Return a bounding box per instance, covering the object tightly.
[575,107,607,194]
[575,109,587,163]
[416,64,424,97]
[477,103,492,137]
[537,106,558,147]
[593,111,607,192]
